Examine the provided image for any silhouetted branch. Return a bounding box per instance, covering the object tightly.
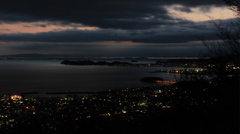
[224,0,240,16]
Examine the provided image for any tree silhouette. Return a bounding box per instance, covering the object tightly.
[201,0,240,79]
[224,0,240,16]
[200,0,239,121]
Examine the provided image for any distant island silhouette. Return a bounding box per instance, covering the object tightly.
[61,60,133,66]
[140,77,164,83]
[60,59,207,68]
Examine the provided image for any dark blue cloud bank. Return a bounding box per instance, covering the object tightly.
[0,22,217,43]
[0,0,226,28]
[5,42,207,57]
[0,0,235,57]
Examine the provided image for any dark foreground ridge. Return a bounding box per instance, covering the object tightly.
[0,78,238,134]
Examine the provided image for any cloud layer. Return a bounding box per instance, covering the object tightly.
[0,0,226,29]
[0,0,235,57]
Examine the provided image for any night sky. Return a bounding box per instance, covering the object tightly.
[0,0,236,57]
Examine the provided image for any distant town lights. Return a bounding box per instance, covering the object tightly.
[10,95,22,100]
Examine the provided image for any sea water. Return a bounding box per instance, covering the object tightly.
[0,60,184,96]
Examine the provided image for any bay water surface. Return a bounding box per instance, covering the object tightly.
[0,60,184,96]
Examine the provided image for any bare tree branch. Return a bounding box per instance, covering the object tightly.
[223,0,240,16]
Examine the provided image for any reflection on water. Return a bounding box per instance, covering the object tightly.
[0,60,183,95]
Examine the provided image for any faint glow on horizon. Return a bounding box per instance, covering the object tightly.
[0,42,8,44]
[0,22,99,34]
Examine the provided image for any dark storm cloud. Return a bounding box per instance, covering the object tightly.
[0,0,226,30]
[5,41,207,57]
[0,29,129,42]
[0,28,217,43]
[173,6,192,13]
[7,43,106,51]
[33,24,48,28]
[0,17,233,44]
[0,13,38,23]
[23,24,47,28]
[160,0,225,6]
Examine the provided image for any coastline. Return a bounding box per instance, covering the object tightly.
[60,58,207,68]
